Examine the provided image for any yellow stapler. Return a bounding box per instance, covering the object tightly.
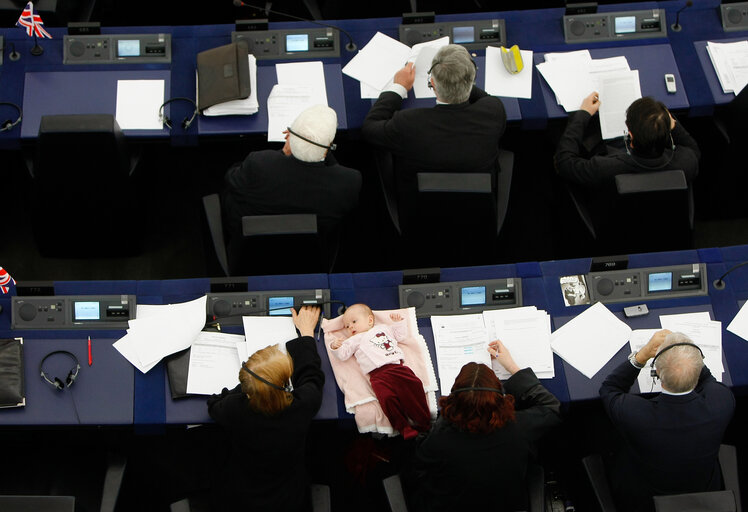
[500,45,524,75]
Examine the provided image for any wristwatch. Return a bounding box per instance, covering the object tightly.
[628,351,645,369]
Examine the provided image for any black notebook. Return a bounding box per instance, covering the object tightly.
[196,41,251,111]
[165,347,193,400]
[0,338,25,408]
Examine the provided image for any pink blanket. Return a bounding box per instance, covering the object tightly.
[321,307,438,436]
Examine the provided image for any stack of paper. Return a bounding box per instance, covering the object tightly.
[113,296,207,374]
[706,40,748,95]
[430,306,554,392]
[186,331,246,395]
[660,312,724,382]
[202,55,259,116]
[343,32,449,100]
[550,302,632,379]
[116,79,165,130]
[267,61,328,142]
[536,51,641,139]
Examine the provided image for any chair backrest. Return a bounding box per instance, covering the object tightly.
[582,453,618,512]
[653,490,736,512]
[0,496,75,512]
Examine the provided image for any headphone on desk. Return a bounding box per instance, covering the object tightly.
[40,350,80,391]
[158,97,198,131]
[0,102,22,132]
[649,342,704,379]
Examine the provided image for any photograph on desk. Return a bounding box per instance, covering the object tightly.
[560,274,590,306]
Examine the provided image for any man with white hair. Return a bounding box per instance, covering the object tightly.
[222,104,361,240]
[362,44,506,203]
[599,329,735,511]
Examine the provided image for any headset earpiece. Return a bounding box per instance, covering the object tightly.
[54,377,65,390]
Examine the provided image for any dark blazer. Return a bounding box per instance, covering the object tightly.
[207,336,325,511]
[362,86,507,202]
[554,110,701,187]
[599,360,735,510]
[412,368,561,512]
[221,149,362,241]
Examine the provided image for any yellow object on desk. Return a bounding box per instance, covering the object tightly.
[501,45,524,75]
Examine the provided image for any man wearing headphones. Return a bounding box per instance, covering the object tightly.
[599,329,735,511]
[221,104,362,242]
[554,94,701,187]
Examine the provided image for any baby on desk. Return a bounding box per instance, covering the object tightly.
[331,304,431,439]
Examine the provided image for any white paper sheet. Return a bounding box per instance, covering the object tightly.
[242,316,298,357]
[550,302,632,379]
[659,313,724,379]
[596,69,642,140]
[202,55,259,116]
[431,314,492,393]
[483,307,554,379]
[186,332,245,395]
[485,47,533,99]
[536,59,594,112]
[629,329,663,393]
[115,79,164,130]
[342,32,412,91]
[727,300,748,343]
[706,40,748,95]
[409,36,450,99]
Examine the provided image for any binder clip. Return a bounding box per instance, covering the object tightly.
[500,45,524,75]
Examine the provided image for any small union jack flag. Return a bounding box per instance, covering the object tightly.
[16,2,52,39]
[0,267,15,294]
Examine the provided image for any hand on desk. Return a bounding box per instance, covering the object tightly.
[394,62,416,92]
[292,306,320,338]
[635,328,672,365]
[488,339,520,375]
[580,91,600,116]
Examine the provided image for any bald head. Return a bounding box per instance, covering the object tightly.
[654,332,704,393]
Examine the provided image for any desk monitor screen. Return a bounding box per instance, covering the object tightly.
[461,286,486,306]
[268,296,294,316]
[117,39,140,57]
[614,16,637,34]
[453,26,475,44]
[648,272,673,292]
[74,301,100,321]
[286,34,309,52]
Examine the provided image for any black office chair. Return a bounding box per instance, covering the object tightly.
[567,169,692,255]
[170,484,331,512]
[582,444,741,512]
[202,193,334,276]
[28,114,141,257]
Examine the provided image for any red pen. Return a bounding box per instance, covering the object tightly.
[88,336,92,366]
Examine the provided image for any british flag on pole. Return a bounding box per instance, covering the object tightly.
[0,267,16,294]
[16,2,52,39]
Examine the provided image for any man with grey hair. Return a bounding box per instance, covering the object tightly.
[599,329,735,511]
[362,44,506,204]
[222,104,361,241]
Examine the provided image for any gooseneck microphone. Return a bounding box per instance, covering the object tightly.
[671,0,693,32]
[713,260,748,290]
[232,0,357,52]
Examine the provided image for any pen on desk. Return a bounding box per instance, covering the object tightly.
[88,336,92,366]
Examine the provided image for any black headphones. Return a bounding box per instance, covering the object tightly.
[40,351,80,391]
[650,342,704,379]
[241,363,293,393]
[286,126,336,151]
[0,102,22,132]
[159,97,198,131]
[451,386,505,396]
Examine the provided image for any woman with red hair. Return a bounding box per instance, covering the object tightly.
[412,340,561,512]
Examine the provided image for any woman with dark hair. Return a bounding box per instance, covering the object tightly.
[412,340,561,512]
[206,306,324,511]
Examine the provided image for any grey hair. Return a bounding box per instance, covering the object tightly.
[288,104,337,162]
[430,44,476,104]
[654,332,704,393]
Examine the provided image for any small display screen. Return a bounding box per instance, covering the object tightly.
[452,26,475,44]
[614,16,637,34]
[286,34,309,52]
[74,301,100,321]
[461,286,486,306]
[648,272,673,292]
[117,39,140,57]
[269,296,294,316]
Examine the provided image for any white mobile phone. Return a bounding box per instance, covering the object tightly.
[665,74,676,94]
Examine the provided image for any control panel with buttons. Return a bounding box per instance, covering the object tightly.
[398,19,505,50]
[564,9,666,43]
[206,289,331,324]
[721,2,748,31]
[63,33,171,64]
[231,28,339,60]
[399,278,522,318]
[587,264,707,304]
[12,295,136,329]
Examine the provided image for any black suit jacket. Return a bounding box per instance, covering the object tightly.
[221,149,362,241]
[599,360,735,510]
[362,87,507,203]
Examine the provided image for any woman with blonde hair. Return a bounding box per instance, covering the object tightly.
[207,306,324,511]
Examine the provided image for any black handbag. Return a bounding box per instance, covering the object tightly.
[0,338,25,408]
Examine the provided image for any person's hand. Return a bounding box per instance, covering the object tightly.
[636,329,672,365]
[389,312,403,322]
[394,62,416,91]
[488,340,521,375]
[330,338,343,350]
[281,129,292,156]
[291,306,320,338]
[580,91,600,116]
